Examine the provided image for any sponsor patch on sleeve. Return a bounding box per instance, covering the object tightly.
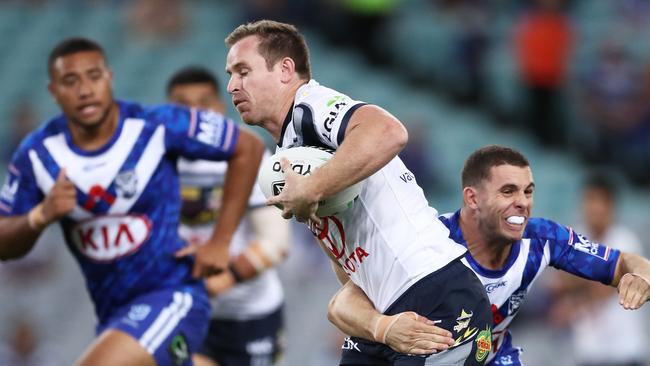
[190,109,233,148]
[0,166,20,213]
[569,230,611,261]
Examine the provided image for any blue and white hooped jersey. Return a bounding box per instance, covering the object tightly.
[0,100,240,322]
[439,211,621,365]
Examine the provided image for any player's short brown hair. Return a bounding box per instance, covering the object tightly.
[462,145,530,188]
[226,20,311,80]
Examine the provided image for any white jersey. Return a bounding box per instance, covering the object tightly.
[278,80,467,312]
[177,155,284,320]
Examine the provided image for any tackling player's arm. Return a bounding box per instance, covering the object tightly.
[549,221,650,311]
[268,105,407,221]
[0,169,75,260]
[205,205,290,296]
[327,281,455,355]
[320,240,455,355]
[610,252,650,309]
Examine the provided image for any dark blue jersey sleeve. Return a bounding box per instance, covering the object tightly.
[0,140,43,216]
[149,105,240,161]
[536,218,620,285]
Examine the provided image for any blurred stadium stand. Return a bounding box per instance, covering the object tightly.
[0,1,648,365]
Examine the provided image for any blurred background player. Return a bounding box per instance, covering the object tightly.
[167,66,290,366]
[0,38,264,366]
[225,20,491,366]
[328,145,650,366]
[548,173,648,366]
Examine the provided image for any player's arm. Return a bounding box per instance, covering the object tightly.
[205,205,290,296]
[610,251,650,309]
[268,105,407,221]
[0,169,75,261]
[0,215,41,260]
[309,105,407,198]
[327,280,454,355]
[179,128,265,277]
[548,221,650,310]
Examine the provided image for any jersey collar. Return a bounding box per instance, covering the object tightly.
[446,210,522,279]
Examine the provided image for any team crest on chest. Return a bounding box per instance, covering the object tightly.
[508,289,526,315]
[115,170,138,199]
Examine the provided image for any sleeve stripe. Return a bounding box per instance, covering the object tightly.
[337,103,368,145]
[223,121,235,151]
[0,201,11,213]
[188,108,198,137]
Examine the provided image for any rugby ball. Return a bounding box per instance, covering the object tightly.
[257,146,362,217]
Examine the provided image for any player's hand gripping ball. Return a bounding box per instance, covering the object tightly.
[257,146,362,217]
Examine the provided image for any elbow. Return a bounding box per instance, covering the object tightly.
[327,293,342,325]
[384,120,408,155]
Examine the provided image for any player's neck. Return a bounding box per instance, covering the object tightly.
[460,209,512,270]
[270,79,308,143]
[68,102,119,151]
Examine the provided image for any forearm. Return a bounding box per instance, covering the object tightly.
[0,215,42,260]
[210,129,264,245]
[612,252,650,286]
[328,280,380,341]
[230,206,291,280]
[309,105,407,200]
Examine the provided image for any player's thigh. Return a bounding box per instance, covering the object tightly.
[76,329,156,366]
[100,286,211,366]
[194,354,220,366]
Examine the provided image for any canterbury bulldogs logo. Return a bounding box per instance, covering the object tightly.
[115,170,137,198]
[508,290,526,315]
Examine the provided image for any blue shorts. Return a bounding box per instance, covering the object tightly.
[97,283,211,366]
[197,306,284,366]
[340,258,492,366]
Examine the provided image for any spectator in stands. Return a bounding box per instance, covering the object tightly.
[579,41,647,164]
[127,0,188,45]
[514,0,573,147]
[322,0,401,66]
[548,173,648,366]
[4,101,38,164]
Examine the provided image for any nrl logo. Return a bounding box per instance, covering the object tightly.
[115,170,137,199]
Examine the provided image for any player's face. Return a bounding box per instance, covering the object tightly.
[226,35,283,125]
[168,83,225,114]
[476,164,534,244]
[48,51,114,129]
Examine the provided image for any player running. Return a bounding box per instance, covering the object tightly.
[0,38,264,366]
[225,20,492,365]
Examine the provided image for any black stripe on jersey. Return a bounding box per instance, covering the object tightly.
[277,103,294,148]
[337,103,368,145]
[295,103,330,150]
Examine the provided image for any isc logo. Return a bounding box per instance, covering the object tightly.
[71,214,152,262]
